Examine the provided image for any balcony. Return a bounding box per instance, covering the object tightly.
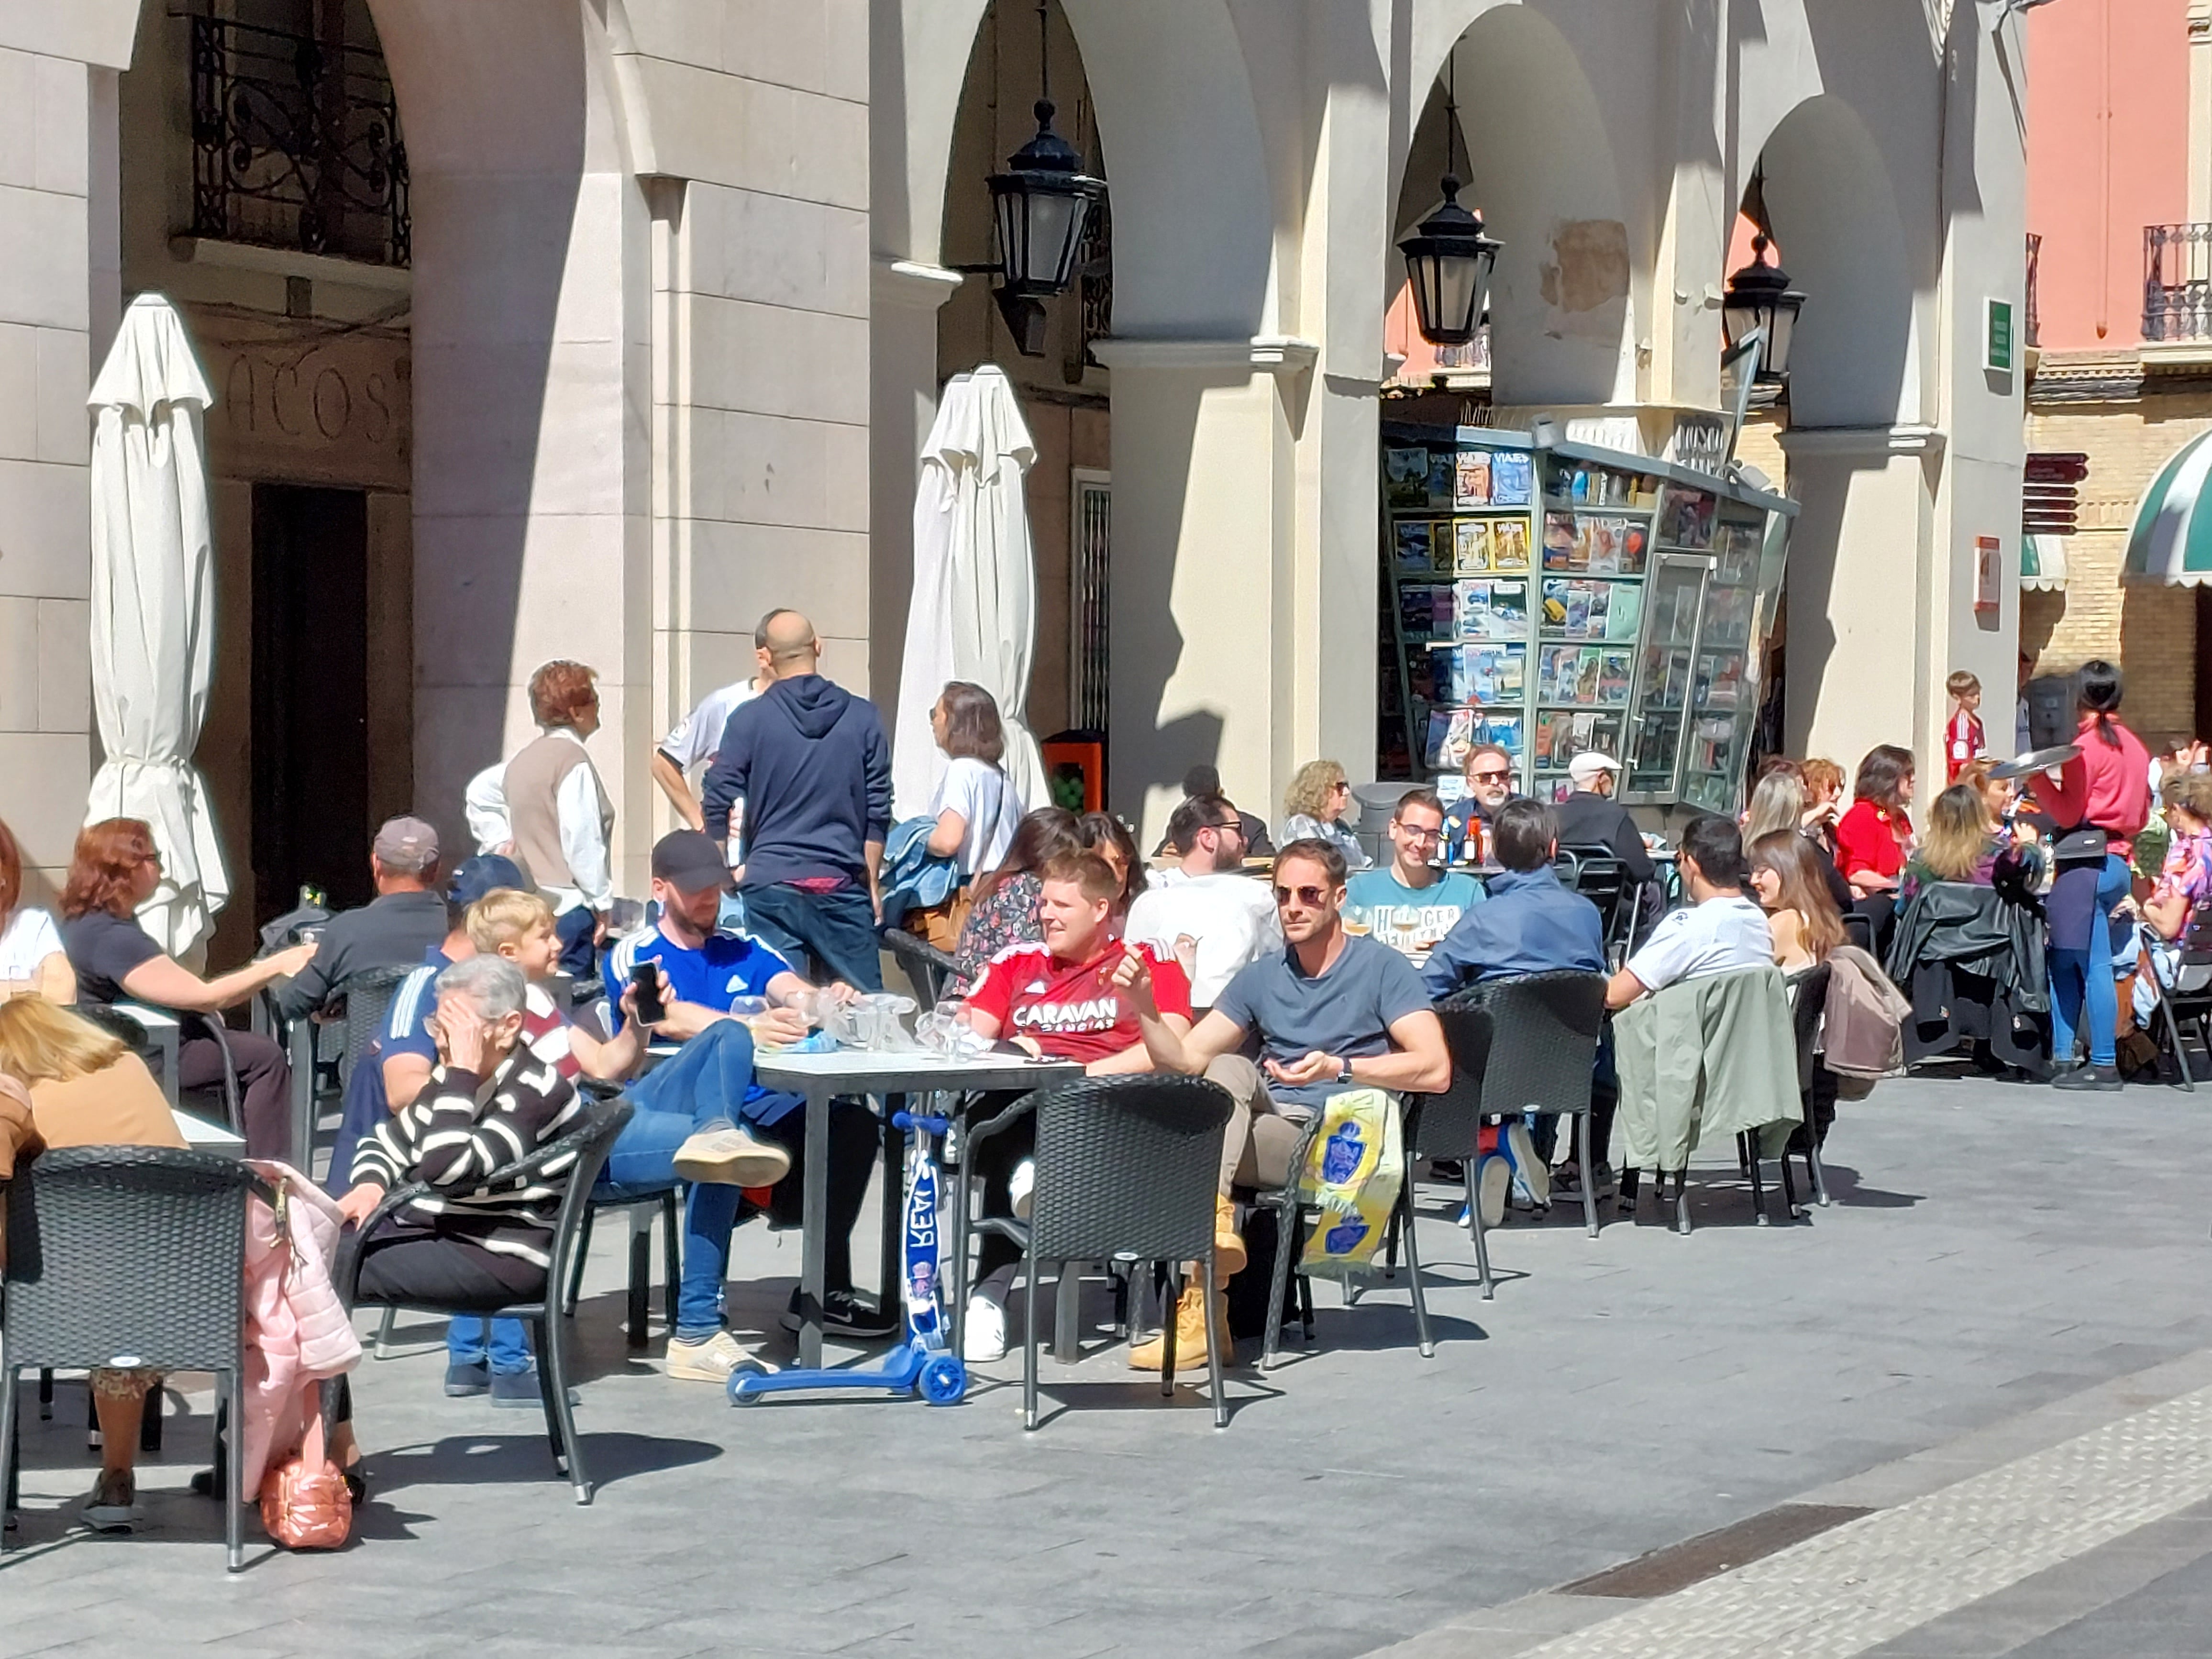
[188,13,409,269]
[2144,223,2212,359]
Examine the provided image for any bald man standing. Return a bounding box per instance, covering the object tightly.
[701,609,890,990]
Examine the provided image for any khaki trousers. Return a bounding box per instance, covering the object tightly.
[1203,1054,1312,1194]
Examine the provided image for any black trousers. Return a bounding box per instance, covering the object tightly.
[756,1099,878,1292]
[962,1093,1035,1285]
[177,1025,292,1161]
[335,1226,549,1420]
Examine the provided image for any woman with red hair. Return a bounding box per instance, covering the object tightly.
[58,818,315,1158]
[0,815,73,1003]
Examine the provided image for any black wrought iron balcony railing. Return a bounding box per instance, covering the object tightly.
[188,13,409,267]
[2145,222,2212,342]
[2025,232,2040,349]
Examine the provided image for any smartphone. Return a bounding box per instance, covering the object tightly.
[629,960,666,1026]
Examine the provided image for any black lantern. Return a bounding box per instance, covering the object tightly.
[1399,176,1501,348]
[1722,234,1806,382]
[981,2,1104,356]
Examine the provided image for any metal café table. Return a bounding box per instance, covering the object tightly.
[752,1047,1080,1368]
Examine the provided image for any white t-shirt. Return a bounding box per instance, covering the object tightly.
[0,906,65,981]
[929,757,1023,878]
[661,681,760,774]
[1123,867,1283,1006]
[1624,895,1774,995]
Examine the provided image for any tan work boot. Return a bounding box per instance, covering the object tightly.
[1127,1282,1228,1372]
[1214,1195,1248,1279]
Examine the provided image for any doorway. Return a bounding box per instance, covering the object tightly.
[252,483,371,918]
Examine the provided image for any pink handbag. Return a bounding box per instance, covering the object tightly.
[258,1410,352,1550]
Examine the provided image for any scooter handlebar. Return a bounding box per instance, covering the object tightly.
[891,1111,949,1134]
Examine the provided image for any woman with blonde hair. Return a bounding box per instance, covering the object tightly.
[1745,765,1854,911]
[1281,759,1371,870]
[1904,784,1999,893]
[0,995,183,1530]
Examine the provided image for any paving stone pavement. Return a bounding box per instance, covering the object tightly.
[5,1068,2212,1658]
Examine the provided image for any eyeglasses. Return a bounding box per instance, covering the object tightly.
[1395,822,1443,842]
[1212,819,1243,834]
[1470,769,1512,784]
[1274,884,1330,907]
[1330,780,1350,793]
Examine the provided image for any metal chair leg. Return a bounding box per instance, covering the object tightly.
[1462,1168,1494,1300]
[1577,1111,1599,1238]
[564,1208,596,1318]
[1203,1257,1227,1429]
[1297,1271,1314,1341]
[1261,1193,1295,1371]
[626,1204,653,1349]
[1807,1139,1831,1206]
[140,1381,163,1453]
[373,1305,399,1360]
[537,1316,591,1504]
[1398,1179,1434,1358]
[36,1368,51,1421]
[1744,1131,1769,1225]
[1022,1246,1042,1431]
[1053,1261,1083,1363]
[1778,1138,1803,1220]
[1671,1169,1692,1236]
[2,1367,20,1540]
[224,1370,245,1571]
[661,1190,681,1329]
[1160,1265,1180,1398]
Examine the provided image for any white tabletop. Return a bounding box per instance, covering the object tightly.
[754,1047,1082,1092]
[172,1107,245,1153]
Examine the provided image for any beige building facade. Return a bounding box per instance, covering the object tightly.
[3,0,2026,942]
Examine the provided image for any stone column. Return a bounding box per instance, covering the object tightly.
[1090,336,1314,844]
[1776,424,1946,774]
[0,44,108,899]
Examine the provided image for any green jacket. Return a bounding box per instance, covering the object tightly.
[1609,965,1803,1172]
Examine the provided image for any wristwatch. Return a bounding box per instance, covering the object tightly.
[1336,1056,1354,1085]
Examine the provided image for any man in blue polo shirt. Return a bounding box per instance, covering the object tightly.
[603,831,886,1373]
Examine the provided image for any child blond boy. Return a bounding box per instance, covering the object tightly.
[1945,669,1985,785]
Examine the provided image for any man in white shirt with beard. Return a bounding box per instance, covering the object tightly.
[1124,792,1281,1010]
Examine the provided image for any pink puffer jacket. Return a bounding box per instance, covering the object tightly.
[240,1162,361,1495]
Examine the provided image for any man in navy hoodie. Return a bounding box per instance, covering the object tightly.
[701,609,891,990]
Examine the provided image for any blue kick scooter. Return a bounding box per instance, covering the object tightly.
[728,1109,969,1407]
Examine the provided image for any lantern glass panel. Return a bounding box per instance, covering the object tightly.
[1026,190,1084,289]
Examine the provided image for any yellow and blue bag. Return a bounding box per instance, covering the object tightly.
[1294,1088,1404,1277]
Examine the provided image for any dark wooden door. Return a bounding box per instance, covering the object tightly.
[252,482,371,918]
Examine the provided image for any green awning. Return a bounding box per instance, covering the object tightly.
[2124,430,2212,585]
[2021,533,2067,591]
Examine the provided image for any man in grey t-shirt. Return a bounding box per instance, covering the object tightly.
[1114,836,1451,1207]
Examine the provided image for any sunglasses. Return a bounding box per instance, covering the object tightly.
[1470,769,1513,784]
[1274,884,1330,907]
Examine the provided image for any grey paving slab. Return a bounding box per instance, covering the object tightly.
[6,1072,2212,1658]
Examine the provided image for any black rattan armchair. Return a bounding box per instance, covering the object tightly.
[882,928,962,1010]
[1,1147,271,1570]
[336,1096,631,1504]
[963,1076,1233,1429]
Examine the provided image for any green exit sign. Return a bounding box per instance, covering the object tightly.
[1986,298,2015,372]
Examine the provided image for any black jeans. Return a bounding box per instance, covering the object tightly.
[177,1024,292,1161]
[335,1224,548,1420]
[741,883,885,991]
[755,1099,878,1292]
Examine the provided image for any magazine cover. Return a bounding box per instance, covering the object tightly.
[1586,518,1619,575]
[1540,580,1570,633]
[1454,518,1493,574]
[1605,581,1643,641]
[1425,706,1477,771]
[1479,711,1523,755]
[1573,649,1604,704]
[1491,518,1531,570]
[1426,452,1456,509]
[1621,521,1648,573]
[1394,519,1437,575]
[1568,516,1592,570]
[1488,579,1527,631]
[1455,450,1492,509]
[1542,512,1577,572]
[1564,583,1591,638]
[1701,652,1744,709]
[1385,447,1430,510]
[1453,579,1491,640]
[1537,644,1572,702]
[1490,451,1534,506]
[1598,650,1632,704]
[1585,582,1611,636]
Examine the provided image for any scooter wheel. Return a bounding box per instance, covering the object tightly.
[726,1359,771,1405]
[918,1354,967,1406]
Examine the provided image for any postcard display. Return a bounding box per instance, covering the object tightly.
[1380,426,1792,815]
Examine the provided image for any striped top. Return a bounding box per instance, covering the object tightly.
[350,1042,584,1269]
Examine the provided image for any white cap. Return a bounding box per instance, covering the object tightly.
[1567,751,1622,785]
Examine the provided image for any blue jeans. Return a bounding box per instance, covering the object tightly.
[592,1021,805,1342]
[2048,852,2132,1068]
[741,882,884,991]
[448,1315,532,1374]
[555,903,598,977]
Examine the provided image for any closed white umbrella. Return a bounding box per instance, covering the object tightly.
[893,365,1049,819]
[83,293,228,958]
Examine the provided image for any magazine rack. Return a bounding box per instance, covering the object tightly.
[1379,422,1794,817]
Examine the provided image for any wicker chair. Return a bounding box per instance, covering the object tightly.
[337,1097,631,1504]
[963,1076,1233,1430]
[285,962,421,1175]
[0,1147,270,1570]
[1423,972,1607,1295]
[882,928,962,1010]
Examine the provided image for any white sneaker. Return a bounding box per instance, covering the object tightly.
[1009,1158,1035,1221]
[673,1127,792,1188]
[963,1294,1009,1363]
[1475,1153,1511,1231]
[1504,1120,1550,1209]
[664,1329,763,1382]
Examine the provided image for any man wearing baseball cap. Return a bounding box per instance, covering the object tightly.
[271,815,451,1021]
[602,830,885,1376]
[1554,751,1656,890]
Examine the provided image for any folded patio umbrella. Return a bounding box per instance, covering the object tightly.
[84,293,229,959]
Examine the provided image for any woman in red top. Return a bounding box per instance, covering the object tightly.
[1834,745,1916,955]
[2025,661,2150,1090]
